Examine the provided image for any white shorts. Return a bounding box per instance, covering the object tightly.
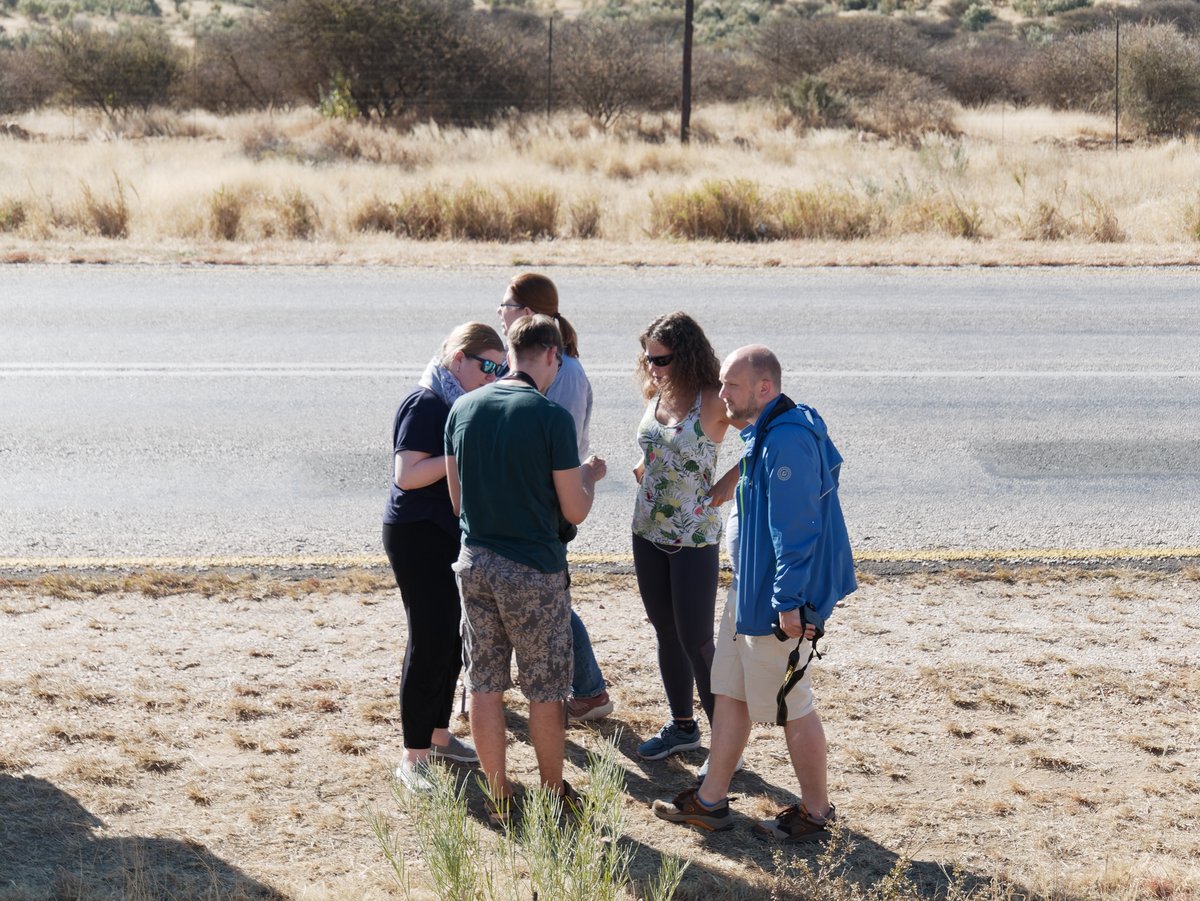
[710,589,815,724]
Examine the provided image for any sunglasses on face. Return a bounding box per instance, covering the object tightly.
[645,351,675,368]
[467,353,505,376]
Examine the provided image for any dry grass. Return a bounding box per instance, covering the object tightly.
[4,104,1200,265]
[2,568,1199,900]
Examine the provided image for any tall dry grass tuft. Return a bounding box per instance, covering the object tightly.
[79,177,131,238]
[651,179,766,241]
[774,188,879,240]
[208,187,244,241]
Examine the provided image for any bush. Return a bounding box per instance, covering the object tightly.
[274,189,319,240]
[929,37,1030,106]
[961,3,996,31]
[1119,24,1200,136]
[38,22,182,118]
[554,20,675,130]
[754,15,933,82]
[820,58,959,140]
[569,194,603,239]
[776,75,850,129]
[263,0,540,124]
[1021,29,1114,110]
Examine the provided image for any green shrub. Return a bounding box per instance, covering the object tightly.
[821,58,959,140]
[961,3,997,31]
[776,75,850,130]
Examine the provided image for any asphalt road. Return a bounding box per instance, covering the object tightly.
[3,264,1198,566]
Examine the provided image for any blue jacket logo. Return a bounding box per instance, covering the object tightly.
[777,466,792,481]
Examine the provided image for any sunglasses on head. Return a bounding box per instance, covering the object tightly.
[645,351,674,368]
[544,345,564,366]
[466,353,505,376]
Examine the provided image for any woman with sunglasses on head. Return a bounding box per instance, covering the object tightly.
[496,272,613,722]
[384,321,506,792]
[632,311,743,763]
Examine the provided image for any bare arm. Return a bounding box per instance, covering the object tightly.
[700,386,746,443]
[445,454,462,516]
[707,463,741,506]
[553,455,607,525]
[395,450,448,491]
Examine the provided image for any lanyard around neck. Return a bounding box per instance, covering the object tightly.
[502,370,539,390]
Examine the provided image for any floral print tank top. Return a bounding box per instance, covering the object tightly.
[632,393,723,547]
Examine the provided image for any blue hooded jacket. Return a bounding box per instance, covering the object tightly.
[734,394,857,636]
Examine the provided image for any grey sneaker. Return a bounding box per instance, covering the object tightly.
[430,734,479,764]
[638,721,702,760]
[394,761,435,794]
[652,786,733,832]
[752,802,836,843]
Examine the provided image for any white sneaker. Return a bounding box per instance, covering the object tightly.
[394,761,435,794]
[697,754,744,780]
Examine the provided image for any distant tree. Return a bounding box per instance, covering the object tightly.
[262,0,536,124]
[554,20,674,129]
[38,22,182,117]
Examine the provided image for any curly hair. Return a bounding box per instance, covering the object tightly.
[635,311,720,402]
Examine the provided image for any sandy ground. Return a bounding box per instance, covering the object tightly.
[1,567,1198,900]
[5,236,1200,269]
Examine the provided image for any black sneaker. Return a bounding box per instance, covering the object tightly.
[752,802,836,843]
[652,786,733,832]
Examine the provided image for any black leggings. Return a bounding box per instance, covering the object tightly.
[632,534,719,723]
[383,521,463,750]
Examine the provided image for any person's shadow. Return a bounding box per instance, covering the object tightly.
[0,774,284,899]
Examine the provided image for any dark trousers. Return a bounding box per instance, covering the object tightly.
[632,534,719,722]
[383,521,463,750]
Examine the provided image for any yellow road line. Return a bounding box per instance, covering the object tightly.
[0,547,1198,571]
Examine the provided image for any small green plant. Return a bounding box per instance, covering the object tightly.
[961,3,996,31]
[375,735,688,900]
[776,75,849,130]
[319,73,358,121]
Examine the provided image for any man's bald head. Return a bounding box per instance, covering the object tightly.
[719,345,782,423]
[726,345,781,390]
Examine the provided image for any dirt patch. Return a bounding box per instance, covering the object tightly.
[1,569,1198,899]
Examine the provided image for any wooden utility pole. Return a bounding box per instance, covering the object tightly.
[1114,17,1120,151]
[681,0,694,144]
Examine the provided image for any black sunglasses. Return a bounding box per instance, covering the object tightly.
[540,343,563,366]
[466,353,505,376]
[645,351,674,368]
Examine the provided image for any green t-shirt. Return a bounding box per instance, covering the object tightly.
[445,381,581,573]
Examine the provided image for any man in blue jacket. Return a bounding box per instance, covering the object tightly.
[653,344,856,842]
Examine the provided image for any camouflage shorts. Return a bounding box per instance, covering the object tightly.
[452,545,572,703]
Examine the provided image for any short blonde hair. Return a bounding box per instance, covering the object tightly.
[440,321,504,368]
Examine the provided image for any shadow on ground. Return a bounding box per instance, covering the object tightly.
[0,774,284,901]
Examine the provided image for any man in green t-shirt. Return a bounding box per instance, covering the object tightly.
[445,314,607,823]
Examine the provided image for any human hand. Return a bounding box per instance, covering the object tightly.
[706,467,738,506]
[632,459,644,484]
[778,608,816,640]
[583,455,607,482]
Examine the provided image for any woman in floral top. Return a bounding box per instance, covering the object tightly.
[632,312,743,763]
